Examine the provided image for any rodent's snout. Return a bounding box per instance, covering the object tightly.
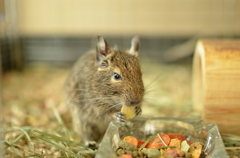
[130,100,141,106]
[123,85,144,107]
[124,94,143,107]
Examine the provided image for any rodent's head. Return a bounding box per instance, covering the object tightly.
[94,36,144,107]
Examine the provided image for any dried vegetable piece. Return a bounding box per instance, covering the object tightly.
[116,140,140,158]
[181,140,190,153]
[141,148,160,158]
[160,149,165,156]
[176,149,185,157]
[168,133,186,141]
[137,140,145,148]
[121,106,136,119]
[118,154,133,158]
[123,136,138,147]
[189,142,202,158]
[139,136,153,149]
[146,134,170,148]
[168,138,181,150]
[165,149,178,158]
[118,140,137,151]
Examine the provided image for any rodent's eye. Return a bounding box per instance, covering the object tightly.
[113,72,122,81]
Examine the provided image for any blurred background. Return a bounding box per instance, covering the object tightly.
[0,0,240,157]
[1,0,239,71]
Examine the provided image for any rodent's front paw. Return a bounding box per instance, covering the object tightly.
[135,106,142,116]
[115,112,126,123]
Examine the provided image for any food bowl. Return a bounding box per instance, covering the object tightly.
[95,117,227,158]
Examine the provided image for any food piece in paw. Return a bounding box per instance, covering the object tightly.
[121,106,136,119]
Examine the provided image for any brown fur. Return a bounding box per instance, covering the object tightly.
[64,36,144,145]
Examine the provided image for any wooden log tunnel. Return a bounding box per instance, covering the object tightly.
[192,39,240,135]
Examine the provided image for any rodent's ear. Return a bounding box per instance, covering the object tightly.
[96,36,112,69]
[128,36,140,56]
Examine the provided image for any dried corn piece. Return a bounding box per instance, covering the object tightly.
[160,149,165,156]
[189,142,202,158]
[121,106,135,119]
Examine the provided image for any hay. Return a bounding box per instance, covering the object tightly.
[1,60,239,157]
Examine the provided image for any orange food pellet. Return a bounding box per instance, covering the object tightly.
[123,136,138,147]
[168,138,182,150]
[118,154,133,158]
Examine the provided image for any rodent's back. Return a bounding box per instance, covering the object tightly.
[67,51,96,83]
[65,51,103,115]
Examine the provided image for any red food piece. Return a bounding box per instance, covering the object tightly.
[165,150,178,158]
[123,136,138,147]
[137,140,145,148]
[146,134,170,148]
[176,150,185,157]
[118,154,133,158]
[168,133,186,141]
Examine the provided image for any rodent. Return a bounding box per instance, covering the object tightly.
[64,36,144,146]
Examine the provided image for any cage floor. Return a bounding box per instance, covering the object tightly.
[2,58,239,157]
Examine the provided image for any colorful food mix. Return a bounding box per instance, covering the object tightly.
[116,133,207,158]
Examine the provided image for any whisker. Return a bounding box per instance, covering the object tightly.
[82,97,118,111]
[144,87,157,95]
[66,89,114,104]
[99,103,122,116]
[144,74,162,90]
